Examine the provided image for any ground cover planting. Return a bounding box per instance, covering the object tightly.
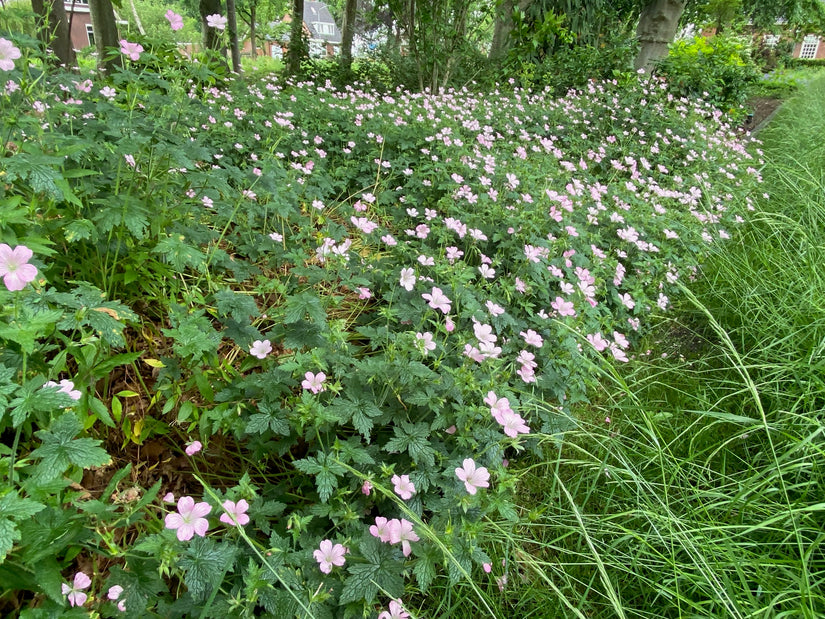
[0,37,765,617]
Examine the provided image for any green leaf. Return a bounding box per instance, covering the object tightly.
[0,491,46,521]
[154,234,207,271]
[293,453,345,503]
[28,412,111,481]
[0,517,20,562]
[0,309,63,354]
[283,291,326,325]
[339,537,404,604]
[384,422,437,467]
[178,537,237,603]
[8,376,75,428]
[214,289,260,325]
[245,400,290,436]
[413,546,440,592]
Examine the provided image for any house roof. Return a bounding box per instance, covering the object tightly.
[303,1,341,44]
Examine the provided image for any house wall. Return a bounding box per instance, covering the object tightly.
[792,36,825,59]
[65,4,93,51]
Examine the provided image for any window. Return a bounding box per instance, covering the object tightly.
[763,34,780,48]
[313,22,334,37]
[800,34,820,59]
[86,24,95,47]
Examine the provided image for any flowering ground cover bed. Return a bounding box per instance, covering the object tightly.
[0,45,763,617]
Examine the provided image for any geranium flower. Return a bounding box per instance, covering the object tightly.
[184,440,202,456]
[206,14,227,29]
[249,339,272,359]
[0,244,37,291]
[165,496,211,541]
[520,329,543,348]
[391,474,415,500]
[44,379,81,401]
[422,287,451,314]
[107,585,126,611]
[119,40,143,60]
[378,599,410,619]
[313,539,347,573]
[302,371,326,394]
[498,409,530,438]
[415,332,436,355]
[0,38,21,71]
[220,499,250,526]
[165,9,183,30]
[61,572,91,607]
[399,267,416,291]
[455,458,490,495]
[387,518,419,556]
[369,516,392,542]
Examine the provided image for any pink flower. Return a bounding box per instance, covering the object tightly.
[220,499,250,526]
[165,9,184,30]
[44,379,81,401]
[184,440,202,456]
[249,339,272,359]
[484,391,513,424]
[387,518,419,556]
[415,332,436,355]
[378,599,410,619]
[302,371,326,394]
[361,480,373,495]
[520,329,543,348]
[0,38,22,71]
[357,287,372,299]
[313,539,347,573]
[369,516,392,542]
[445,316,455,332]
[391,474,415,500]
[483,562,492,573]
[498,409,530,438]
[165,496,211,541]
[586,332,610,352]
[455,458,490,495]
[108,585,126,611]
[399,267,416,291]
[422,286,451,314]
[119,40,143,60]
[162,492,175,503]
[0,244,37,291]
[206,13,227,29]
[551,296,576,317]
[61,572,91,607]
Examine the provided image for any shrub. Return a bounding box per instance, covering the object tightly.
[657,33,761,109]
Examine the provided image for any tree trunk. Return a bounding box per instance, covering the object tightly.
[340,0,357,74]
[227,0,241,72]
[200,0,224,52]
[489,0,532,60]
[634,0,687,72]
[89,0,121,73]
[286,0,305,75]
[30,0,77,68]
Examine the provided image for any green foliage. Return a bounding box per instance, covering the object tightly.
[0,24,769,619]
[657,33,761,109]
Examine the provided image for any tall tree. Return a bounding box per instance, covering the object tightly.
[634,0,686,70]
[89,0,122,73]
[200,0,224,51]
[30,0,77,68]
[340,0,357,74]
[285,0,306,75]
[227,0,242,71]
